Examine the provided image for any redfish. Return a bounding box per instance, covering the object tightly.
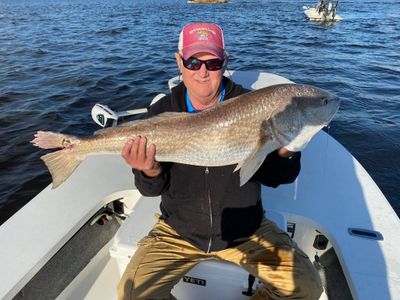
[32,83,340,188]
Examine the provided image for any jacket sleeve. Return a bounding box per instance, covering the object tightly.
[252,150,301,188]
[132,165,170,197]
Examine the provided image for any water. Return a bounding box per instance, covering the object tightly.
[0,0,399,224]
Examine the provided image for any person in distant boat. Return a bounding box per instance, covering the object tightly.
[316,0,328,13]
[119,22,323,300]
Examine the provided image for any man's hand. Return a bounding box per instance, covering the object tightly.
[284,136,311,153]
[277,146,296,158]
[121,136,162,177]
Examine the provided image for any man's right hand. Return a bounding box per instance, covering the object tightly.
[121,136,162,177]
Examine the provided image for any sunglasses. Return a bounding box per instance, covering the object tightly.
[181,56,224,71]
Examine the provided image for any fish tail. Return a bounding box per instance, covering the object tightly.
[32,131,86,188]
[31,131,80,150]
[41,150,85,188]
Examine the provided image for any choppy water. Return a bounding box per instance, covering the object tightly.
[0,0,399,223]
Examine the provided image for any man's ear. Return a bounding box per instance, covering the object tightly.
[175,52,182,74]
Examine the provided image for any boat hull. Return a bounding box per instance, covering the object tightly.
[2,71,399,300]
[303,6,342,22]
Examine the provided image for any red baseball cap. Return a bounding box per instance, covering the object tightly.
[178,23,225,60]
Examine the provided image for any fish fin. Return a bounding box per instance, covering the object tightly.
[233,163,241,173]
[94,127,117,135]
[238,121,278,186]
[41,149,85,188]
[238,145,271,186]
[145,112,189,124]
[121,112,188,126]
[31,131,80,150]
[117,119,143,127]
[93,119,142,135]
[94,112,188,135]
[153,111,188,117]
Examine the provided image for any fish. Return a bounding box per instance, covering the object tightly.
[31,83,340,188]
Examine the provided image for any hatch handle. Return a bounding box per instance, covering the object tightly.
[348,228,383,241]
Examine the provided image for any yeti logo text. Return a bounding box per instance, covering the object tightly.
[183,275,206,286]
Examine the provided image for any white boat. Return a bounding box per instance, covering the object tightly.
[1,71,399,300]
[303,0,342,22]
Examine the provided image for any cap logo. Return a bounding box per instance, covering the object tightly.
[196,30,209,40]
[190,28,216,41]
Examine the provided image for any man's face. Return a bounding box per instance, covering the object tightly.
[175,52,224,105]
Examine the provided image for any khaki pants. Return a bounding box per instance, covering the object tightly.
[118,216,323,300]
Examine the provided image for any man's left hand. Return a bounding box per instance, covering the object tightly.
[277,147,296,158]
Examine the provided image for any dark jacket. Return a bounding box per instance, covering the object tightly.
[133,77,301,252]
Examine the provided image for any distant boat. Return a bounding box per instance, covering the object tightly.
[303,0,342,22]
[188,0,229,3]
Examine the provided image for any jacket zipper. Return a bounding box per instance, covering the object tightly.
[205,167,213,253]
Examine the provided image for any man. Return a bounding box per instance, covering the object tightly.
[316,0,329,13]
[119,22,322,300]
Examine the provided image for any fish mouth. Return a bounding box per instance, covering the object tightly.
[329,96,341,111]
[324,96,341,124]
